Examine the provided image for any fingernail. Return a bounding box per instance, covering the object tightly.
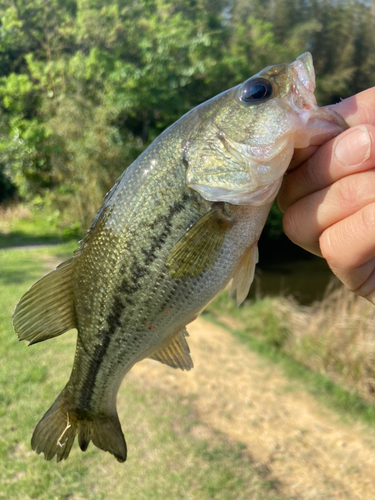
[334,126,371,167]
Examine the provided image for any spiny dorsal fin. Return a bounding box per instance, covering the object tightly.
[13,257,77,345]
[230,243,258,306]
[149,328,193,371]
[166,207,233,279]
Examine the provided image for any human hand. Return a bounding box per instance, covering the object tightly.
[278,88,375,302]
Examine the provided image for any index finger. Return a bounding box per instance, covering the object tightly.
[328,87,375,127]
[287,87,375,173]
[278,88,375,212]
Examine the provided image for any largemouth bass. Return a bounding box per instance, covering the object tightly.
[13,53,347,462]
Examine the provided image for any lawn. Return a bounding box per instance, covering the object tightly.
[0,242,284,500]
[4,206,375,499]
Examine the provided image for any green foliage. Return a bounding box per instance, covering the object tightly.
[0,167,16,202]
[0,0,374,230]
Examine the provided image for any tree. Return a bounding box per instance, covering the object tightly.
[0,0,374,231]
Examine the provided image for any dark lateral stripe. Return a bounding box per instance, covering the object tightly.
[77,335,111,411]
[142,194,190,266]
[77,296,125,411]
[77,192,192,411]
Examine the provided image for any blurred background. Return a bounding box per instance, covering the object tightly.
[1,0,375,303]
[1,2,375,499]
[1,0,375,302]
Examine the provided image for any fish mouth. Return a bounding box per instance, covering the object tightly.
[290,52,317,110]
[187,53,349,208]
[292,106,349,149]
[189,175,284,207]
[290,53,349,147]
[292,53,316,92]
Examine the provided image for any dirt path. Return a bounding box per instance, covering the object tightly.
[129,317,375,500]
[37,253,375,498]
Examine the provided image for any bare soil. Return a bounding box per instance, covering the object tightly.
[129,317,375,500]
[38,253,375,497]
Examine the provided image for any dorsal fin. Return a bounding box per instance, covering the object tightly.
[149,328,193,371]
[230,243,258,306]
[13,257,78,345]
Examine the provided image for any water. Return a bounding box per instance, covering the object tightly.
[250,257,338,305]
[250,236,339,305]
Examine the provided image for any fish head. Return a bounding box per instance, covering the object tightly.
[185,52,348,206]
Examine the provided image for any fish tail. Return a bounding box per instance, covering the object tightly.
[31,391,127,463]
[31,392,77,462]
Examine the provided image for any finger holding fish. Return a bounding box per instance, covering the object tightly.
[278,88,375,301]
[278,123,375,212]
[279,164,375,256]
[284,88,375,174]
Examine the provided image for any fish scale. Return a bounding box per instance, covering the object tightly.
[13,53,348,462]
[68,186,206,411]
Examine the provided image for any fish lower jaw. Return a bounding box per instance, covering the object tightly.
[292,107,349,148]
[189,176,283,206]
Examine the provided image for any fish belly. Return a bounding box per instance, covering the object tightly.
[67,201,271,417]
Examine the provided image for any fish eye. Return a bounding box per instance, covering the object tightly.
[240,78,273,103]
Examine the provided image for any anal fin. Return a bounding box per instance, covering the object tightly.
[149,328,193,371]
[230,243,258,306]
[13,257,78,345]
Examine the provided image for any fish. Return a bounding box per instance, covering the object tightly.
[13,53,348,463]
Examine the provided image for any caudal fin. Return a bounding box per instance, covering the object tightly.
[31,392,127,462]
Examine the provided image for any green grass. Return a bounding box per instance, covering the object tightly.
[0,243,286,500]
[205,291,375,427]
[0,205,82,248]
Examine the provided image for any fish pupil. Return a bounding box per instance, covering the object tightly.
[250,84,267,99]
[241,78,273,103]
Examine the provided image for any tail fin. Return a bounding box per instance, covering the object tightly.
[31,392,127,463]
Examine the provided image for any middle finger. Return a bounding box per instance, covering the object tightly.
[282,169,375,254]
[278,124,375,213]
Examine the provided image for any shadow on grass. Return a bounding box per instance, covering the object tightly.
[0,230,80,250]
[0,233,80,286]
[0,245,52,286]
[0,264,44,286]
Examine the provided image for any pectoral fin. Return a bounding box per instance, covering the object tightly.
[149,328,193,370]
[166,207,233,279]
[13,257,78,345]
[230,243,258,306]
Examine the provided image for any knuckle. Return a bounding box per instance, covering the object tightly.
[282,206,302,243]
[319,227,339,265]
[335,176,361,209]
[304,155,322,188]
[333,171,375,212]
[358,203,375,233]
[362,89,375,124]
[320,203,375,271]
